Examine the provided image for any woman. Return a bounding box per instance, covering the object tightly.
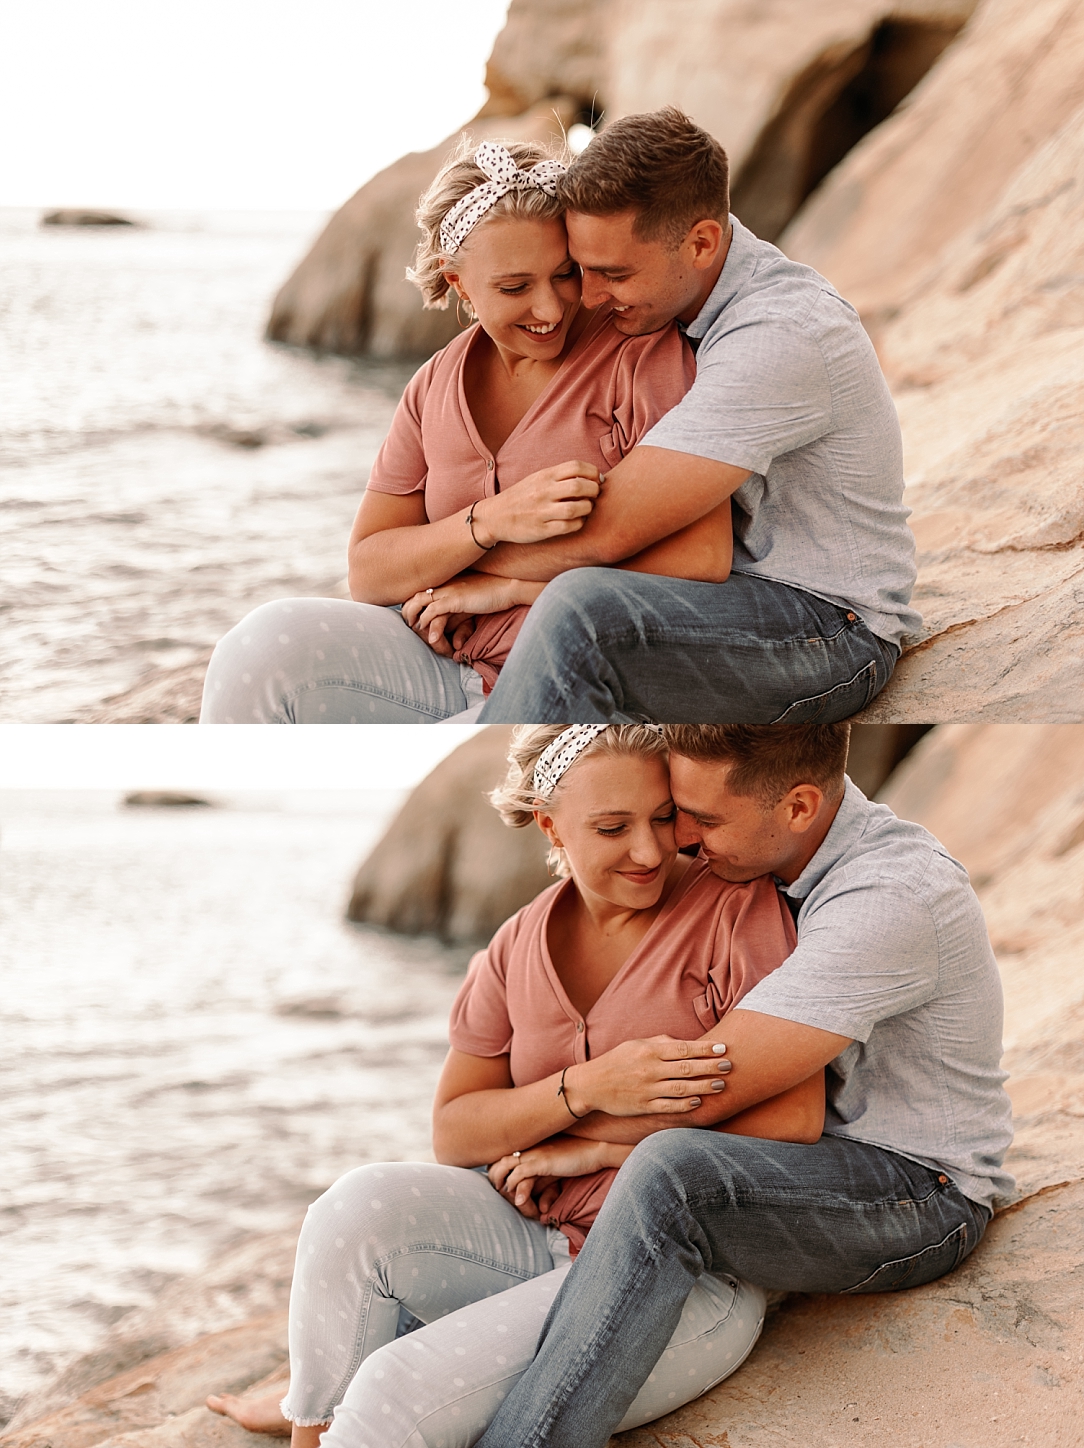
[208,726,823,1445]
[200,138,730,724]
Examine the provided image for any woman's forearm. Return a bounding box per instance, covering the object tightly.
[349,508,488,605]
[432,1072,593,1168]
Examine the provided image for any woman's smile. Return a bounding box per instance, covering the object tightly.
[617,863,662,886]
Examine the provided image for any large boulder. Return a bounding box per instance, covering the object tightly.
[607,0,977,239]
[266,100,578,359]
[346,726,551,944]
[477,0,610,119]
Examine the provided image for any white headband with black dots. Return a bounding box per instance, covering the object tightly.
[440,142,566,256]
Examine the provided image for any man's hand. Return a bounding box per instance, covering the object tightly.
[475,447,751,581]
[568,1010,852,1145]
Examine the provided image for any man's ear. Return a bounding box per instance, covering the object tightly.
[780,784,825,834]
[685,218,726,270]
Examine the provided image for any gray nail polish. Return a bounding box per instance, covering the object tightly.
[717,1060,732,1072]
[711,1080,726,1091]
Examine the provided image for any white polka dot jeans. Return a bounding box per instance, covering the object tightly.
[199,599,485,723]
[280,1162,765,1448]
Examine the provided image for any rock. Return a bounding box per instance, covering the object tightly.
[608,0,977,240]
[781,0,1084,323]
[347,726,552,944]
[846,724,932,798]
[5,1230,297,1433]
[265,100,578,359]
[848,91,1084,720]
[477,0,610,120]
[41,210,140,228]
[123,793,215,810]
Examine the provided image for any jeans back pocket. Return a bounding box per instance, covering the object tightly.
[841,1221,969,1295]
[770,659,879,724]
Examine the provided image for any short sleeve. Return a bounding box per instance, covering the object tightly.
[365,355,437,496]
[738,880,940,1042]
[641,317,834,476]
[604,323,696,463]
[447,914,519,1057]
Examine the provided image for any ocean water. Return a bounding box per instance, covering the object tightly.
[0,209,414,722]
[0,789,467,1419]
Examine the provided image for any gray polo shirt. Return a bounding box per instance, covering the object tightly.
[642,217,922,649]
[739,780,1015,1211]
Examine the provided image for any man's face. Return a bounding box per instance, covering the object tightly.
[669,756,811,883]
[565,209,711,334]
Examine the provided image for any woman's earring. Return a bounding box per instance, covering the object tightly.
[546,843,565,878]
[456,295,474,329]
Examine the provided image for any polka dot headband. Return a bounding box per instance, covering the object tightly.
[439,142,566,256]
[532,724,665,801]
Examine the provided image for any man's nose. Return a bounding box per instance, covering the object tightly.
[674,812,700,848]
[580,273,610,308]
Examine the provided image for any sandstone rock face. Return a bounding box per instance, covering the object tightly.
[607,0,976,239]
[849,100,1084,720]
[478,0,609,119]
[266,101,577,359]
[347,726,552,944]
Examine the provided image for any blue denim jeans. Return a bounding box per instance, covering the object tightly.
[477,569,899,723]
[476,1130,990,1448]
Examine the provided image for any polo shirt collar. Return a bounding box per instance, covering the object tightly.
[778,778,870,905]
[683,215,759,342]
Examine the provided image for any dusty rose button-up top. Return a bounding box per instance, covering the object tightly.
[365,306,695,687]
[448,860,796,1250]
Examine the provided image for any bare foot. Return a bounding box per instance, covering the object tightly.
[206,1389,292,1436]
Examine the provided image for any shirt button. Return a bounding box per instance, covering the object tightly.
[576,1021,584,1033]
[486,459,494,470]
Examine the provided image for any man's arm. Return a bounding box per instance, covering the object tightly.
[474,446,750,582]
[567,1009,850,1145]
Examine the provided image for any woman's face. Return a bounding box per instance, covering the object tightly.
[445,215,581,361]
[538,752,678,912]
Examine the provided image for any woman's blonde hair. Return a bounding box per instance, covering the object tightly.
[407,135,569,311]
[489,725,670,877]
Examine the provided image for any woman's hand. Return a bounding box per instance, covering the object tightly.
[488,1136,631,1214]
[567,1036,733,1119]
[401,575,546,652]
[471,462,602,547]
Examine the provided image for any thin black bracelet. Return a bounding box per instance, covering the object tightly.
[558,1066,588,1120]
[466,500,495,550]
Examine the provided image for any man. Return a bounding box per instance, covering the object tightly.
[477,722,1014,1448]
[475,108,920,722]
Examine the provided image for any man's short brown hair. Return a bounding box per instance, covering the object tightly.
[664,725,851,807]
[558,107,730,247]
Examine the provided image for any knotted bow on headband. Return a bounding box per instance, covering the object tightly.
[439,142,566,255]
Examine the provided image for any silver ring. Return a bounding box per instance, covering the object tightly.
[512,1151,521,1158]
[425,587,434,596]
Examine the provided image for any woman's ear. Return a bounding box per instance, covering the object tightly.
[533,806,560,848]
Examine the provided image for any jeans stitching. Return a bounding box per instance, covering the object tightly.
[840,1221,969,1294]
[282,679,457,720]
[769,658,878,724]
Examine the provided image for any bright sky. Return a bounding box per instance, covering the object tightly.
[0,0,511,211]
[0,726,484,791]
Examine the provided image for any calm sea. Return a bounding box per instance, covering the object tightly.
[0,789,466,1420]
[0,209,414,722]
